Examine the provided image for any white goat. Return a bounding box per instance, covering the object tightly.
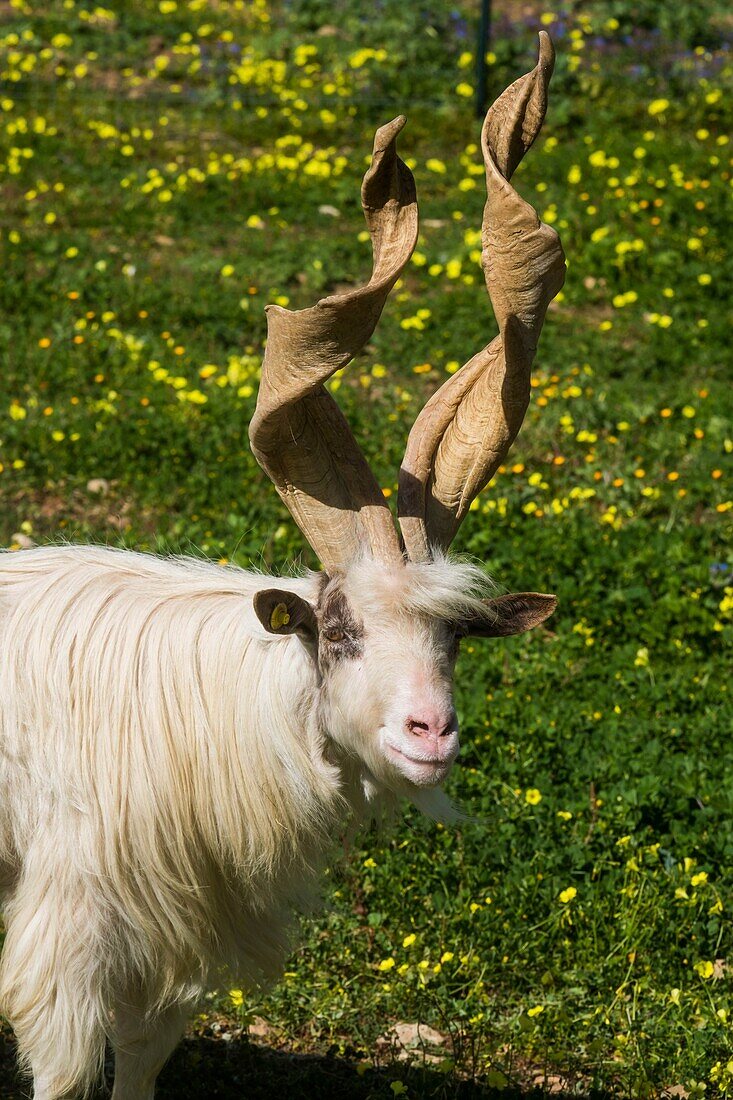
[0,35,564,1099]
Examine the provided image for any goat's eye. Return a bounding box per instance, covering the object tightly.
[324,628,345,644]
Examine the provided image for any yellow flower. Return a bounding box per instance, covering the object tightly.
[694,960,714,979]
[348,47,378,69]
[559,886,577,904]
[527,1005,544,1018]
[525,788,542,805]
[648,98,670,115]
[378,958,395,972]
[691,872,708,887]
[402,933,416,948]
[229,988,244,1007]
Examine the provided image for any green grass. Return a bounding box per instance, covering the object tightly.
[1,1,732,1096]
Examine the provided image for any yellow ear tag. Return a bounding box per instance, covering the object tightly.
[270,602,291,630]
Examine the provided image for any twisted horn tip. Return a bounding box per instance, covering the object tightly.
[373,115,407,154]
[537,29,555,75]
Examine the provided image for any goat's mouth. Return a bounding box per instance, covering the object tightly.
[384,741,457,788]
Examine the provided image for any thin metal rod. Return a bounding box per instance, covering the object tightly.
[475,0,492,117]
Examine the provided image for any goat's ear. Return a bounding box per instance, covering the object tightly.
[458,592,557,638]
[253,589,318,641]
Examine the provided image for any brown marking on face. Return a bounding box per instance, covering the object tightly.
[445,621,461,664]
[317,582,364,666]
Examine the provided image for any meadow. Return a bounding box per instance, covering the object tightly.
[0,0,732,1095]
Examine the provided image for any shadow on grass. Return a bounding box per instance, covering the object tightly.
[0,1032,616,1099]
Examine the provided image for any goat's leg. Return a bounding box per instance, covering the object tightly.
[0,861,106,1099]
[28,1079,75,1100]
[110,1001,188,1100]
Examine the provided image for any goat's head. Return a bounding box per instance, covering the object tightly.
[249,34,565,798]
[253,558,555,793]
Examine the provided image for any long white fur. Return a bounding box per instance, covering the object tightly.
[0,544,492,1095]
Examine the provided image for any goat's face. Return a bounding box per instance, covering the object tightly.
[315,568,461,791]
[254,557,556,796]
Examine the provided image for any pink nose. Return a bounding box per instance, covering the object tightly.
[405,709,457,741]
